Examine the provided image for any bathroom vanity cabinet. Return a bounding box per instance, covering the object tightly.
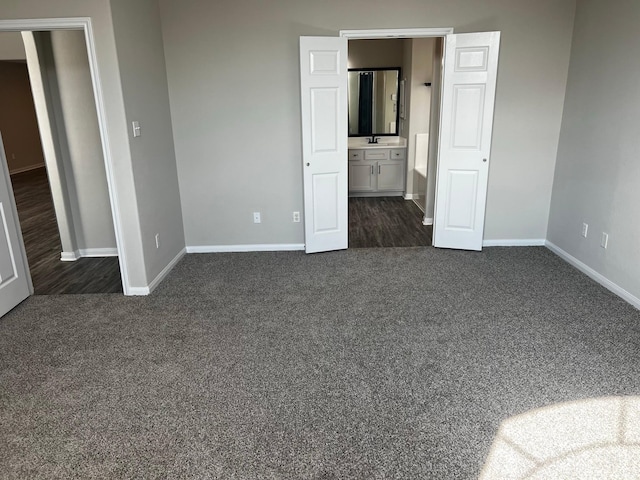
[348,147,406,196]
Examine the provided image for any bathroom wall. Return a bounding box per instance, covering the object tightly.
[400,39,412,140]
[424,38,444,223]
[348,39,404,69]
[406,38,435,200]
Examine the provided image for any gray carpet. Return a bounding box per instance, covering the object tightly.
[1,247,639,479]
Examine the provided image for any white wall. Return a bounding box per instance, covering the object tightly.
[547,0,640,301]
[159,0,576,247]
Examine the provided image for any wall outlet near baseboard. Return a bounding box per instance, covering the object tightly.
[253,212,261,224]
[601,232,609,249]
[293,211,300,223]
[581,223,588,238]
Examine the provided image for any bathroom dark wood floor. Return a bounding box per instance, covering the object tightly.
[349,196,432,248]
[10,167,122,295]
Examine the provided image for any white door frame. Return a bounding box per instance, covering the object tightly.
[0,17,131,294]
[340,28,453,39]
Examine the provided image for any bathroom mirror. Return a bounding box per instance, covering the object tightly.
[348,67,401,137]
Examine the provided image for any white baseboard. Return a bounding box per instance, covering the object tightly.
[60,247,118,262]
[186,243,305,253]
[482,239,546,247]
[10,163,45,175]
[79,248,118,257]
[545,241,640,310]
[127,247,186,296]
[404,193,417,200]
[126,286,150,296]
[60,251,79,262]
[422,217,433,226]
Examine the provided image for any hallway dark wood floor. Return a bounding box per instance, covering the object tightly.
[10,167,122,295]
[349,197,432,248]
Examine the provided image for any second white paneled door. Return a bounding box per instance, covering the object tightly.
[433,32,501,251]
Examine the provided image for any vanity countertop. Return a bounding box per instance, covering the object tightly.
[348,137,407,150]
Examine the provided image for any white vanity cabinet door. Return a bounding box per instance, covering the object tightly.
[377,159,405,191]
[348,162,376,191]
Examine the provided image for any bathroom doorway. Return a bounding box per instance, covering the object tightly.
[301,29,499,253]
[346,36,443,249]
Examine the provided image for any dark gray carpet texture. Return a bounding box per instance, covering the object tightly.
[1,247,639,479]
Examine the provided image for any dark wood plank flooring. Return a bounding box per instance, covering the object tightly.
[10,167,122,295]
[349,197,433,248]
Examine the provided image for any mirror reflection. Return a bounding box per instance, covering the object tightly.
[348,68,400,137]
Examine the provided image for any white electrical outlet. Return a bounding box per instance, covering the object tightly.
[293,211,300,223]
[581,223,588,238]
[601,232,609,249]
[155,233,160,249]
[253,212,261,224]
[132,121,141,138]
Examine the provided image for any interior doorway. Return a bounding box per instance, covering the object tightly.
[0,29,122,294]
[345,35,443,249]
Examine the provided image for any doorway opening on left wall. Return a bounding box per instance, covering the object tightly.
[346,37,440,249]
[0,30,122,294]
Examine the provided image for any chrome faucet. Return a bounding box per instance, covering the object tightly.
[367,136,379,144]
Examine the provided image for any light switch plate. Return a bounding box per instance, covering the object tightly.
[132,121,141,138]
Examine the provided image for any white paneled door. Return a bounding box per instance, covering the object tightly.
[299,36,348,253]
[0,133,32,316]
[433,32,501,251]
